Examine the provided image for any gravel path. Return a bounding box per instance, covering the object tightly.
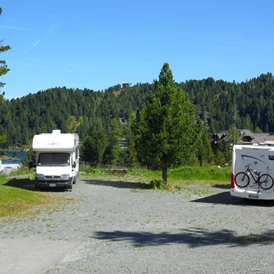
[1,178,274,273]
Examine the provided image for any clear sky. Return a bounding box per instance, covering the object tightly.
[0,0,273,99]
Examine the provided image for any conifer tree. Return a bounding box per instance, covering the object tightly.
[133,63,198,184]
[0,8,11,95]
[0,7,11,147]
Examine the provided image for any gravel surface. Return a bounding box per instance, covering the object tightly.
[1,178,274,274]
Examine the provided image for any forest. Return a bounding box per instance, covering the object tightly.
[0,72,274,167]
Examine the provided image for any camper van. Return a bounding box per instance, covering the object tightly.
[32,130,80,191]
[231,142,274,200]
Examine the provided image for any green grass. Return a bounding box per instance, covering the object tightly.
[8,167,36,176]
[0,174,64,220]
[81,165,230,182]
[168,166,230,181]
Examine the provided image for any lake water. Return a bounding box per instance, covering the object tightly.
[1,151,26,164]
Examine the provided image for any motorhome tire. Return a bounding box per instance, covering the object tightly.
[67,183,72,192]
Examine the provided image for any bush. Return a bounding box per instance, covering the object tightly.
[149,179,169,190]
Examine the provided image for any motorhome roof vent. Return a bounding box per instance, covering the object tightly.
[52,130,61,134]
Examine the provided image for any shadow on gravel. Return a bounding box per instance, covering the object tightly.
[212,183,230,189]
[191,191,274,207]
[83,179,150,189]
[93,228,274,248]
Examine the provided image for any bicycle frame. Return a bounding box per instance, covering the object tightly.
[244,166,261,184]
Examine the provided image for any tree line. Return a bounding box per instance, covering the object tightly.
[1,72,273,147]
[0,69,273,172]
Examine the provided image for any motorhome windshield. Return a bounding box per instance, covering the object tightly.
[38,153,70,166]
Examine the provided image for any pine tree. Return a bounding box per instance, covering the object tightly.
[0,8,11,94]
[133,63,198,184]
[124,117,138,167]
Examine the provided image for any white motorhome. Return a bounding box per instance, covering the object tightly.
[231,142,274,200]
[32,130,80,191]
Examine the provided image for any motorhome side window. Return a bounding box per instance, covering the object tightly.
[38,153,70,166]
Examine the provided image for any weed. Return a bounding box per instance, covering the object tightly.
[174,185,182,191]
[149,179,169,190]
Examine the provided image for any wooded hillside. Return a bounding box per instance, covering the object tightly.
[0,72,273,148]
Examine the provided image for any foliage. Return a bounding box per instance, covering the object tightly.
[81,129,108,164]
[80,164,106,175]
[103,118,124,165]
[0,133,6,144]
[149,179,170,190]
[228,125,240,144]
[123,117,138,167]
[133,63,198,184]
[67,116,83,133]
[23,147,35,168]
[0,8,11,90]
[195,124,215,166]
[0,74,273,149]
[254,126,262,133]
[9,167,35,176]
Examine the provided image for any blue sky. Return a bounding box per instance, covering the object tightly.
[0,0,273,99]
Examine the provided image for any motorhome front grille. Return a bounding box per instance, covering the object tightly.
[45,176,61,179]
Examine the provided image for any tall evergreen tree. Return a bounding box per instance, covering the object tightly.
[81,129,108,165]
[124,117,138,167]
[0,8,11,93]
[133,63,198,184]
[104,118,123,165]
[0,7,11,148]
[195,122,214,166]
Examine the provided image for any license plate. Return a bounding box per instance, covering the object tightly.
[248,194,259,199]
[49,183,56,187]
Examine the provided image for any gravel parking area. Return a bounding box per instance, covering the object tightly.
[1,178,274,273]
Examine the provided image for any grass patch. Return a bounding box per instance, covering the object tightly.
[0,175,66,220]
[0,185,63,219]
[8,167,35,176]
[128,168,162,179]
[80,165,230,182]
[169,166,230,181]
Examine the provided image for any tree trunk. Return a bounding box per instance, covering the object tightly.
[162,166,168,184]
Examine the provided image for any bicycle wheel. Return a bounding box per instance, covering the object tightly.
[235,172,250,188]
[258,174,274,190]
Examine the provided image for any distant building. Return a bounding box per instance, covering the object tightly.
[210,129,274,152]
[238,129,274,144]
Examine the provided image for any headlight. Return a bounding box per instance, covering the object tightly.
[60,174,69,180]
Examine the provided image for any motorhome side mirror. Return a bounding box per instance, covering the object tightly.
[73,162,76,168]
